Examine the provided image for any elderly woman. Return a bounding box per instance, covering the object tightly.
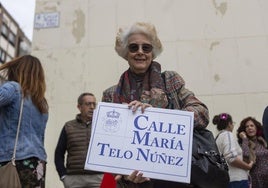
[102,22,209,188]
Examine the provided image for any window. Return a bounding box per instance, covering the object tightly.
[1,23,8,38]
[8,32,16,46]
[0,49,6,63]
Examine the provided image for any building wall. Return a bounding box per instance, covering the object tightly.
[32,0,268,187]
[0,3,31,63]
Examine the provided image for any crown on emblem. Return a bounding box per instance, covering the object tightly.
[107,110,120,118]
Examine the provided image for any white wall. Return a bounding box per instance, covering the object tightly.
[32,0,268,187]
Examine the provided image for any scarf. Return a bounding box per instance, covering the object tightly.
[247,136,267,163]
[113,61,168,108]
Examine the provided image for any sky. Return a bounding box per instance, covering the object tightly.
[0,0,36,40]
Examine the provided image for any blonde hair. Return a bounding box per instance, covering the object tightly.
[115,22,163,60]
[0,55,48,113]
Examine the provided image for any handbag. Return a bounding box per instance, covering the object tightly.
[0,98,24,188]
[190,128,229,188]
[0,161,21,188]
[160,73,229,187]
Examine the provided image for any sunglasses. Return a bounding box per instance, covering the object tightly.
[128,43,153,53]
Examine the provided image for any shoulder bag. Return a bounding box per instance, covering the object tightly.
[191,128,229,188]
[0,98,24,188]
[161,72,229,188]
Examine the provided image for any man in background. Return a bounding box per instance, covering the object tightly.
[54,92,103,188]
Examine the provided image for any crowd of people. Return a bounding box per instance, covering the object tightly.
[0,22,267,188]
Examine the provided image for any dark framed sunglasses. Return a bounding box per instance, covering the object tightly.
[128,43,153,53]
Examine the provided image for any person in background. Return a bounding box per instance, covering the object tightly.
[237,116,268,188]
[213,113,253,188]
[262,106,268,143]
[102,22,209,188]
[54,93,103,188]
[0,55,49,187]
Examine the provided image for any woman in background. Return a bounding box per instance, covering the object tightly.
[237,117,268,188]
[0,55,49,187]
[213,113,253,188]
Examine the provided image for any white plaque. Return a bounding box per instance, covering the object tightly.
[34,12,60,29]
[85,102,194,183]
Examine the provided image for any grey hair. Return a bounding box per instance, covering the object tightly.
[115,22,163,60]
[77,92,95,105]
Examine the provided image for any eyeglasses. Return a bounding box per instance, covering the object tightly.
[83,102,96,107]
[128,43,153,53]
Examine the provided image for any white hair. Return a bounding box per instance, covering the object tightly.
[115,22,163,60]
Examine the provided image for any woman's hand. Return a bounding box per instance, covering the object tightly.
[247,161,254,170]
[239,131,247,139]
[115,170,150,183]
[128,100,152,113]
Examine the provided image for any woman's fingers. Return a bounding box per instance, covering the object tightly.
[114,174,122,181]
[141,103,152,113]
[128,100,152,113]
[124,170,150,183]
